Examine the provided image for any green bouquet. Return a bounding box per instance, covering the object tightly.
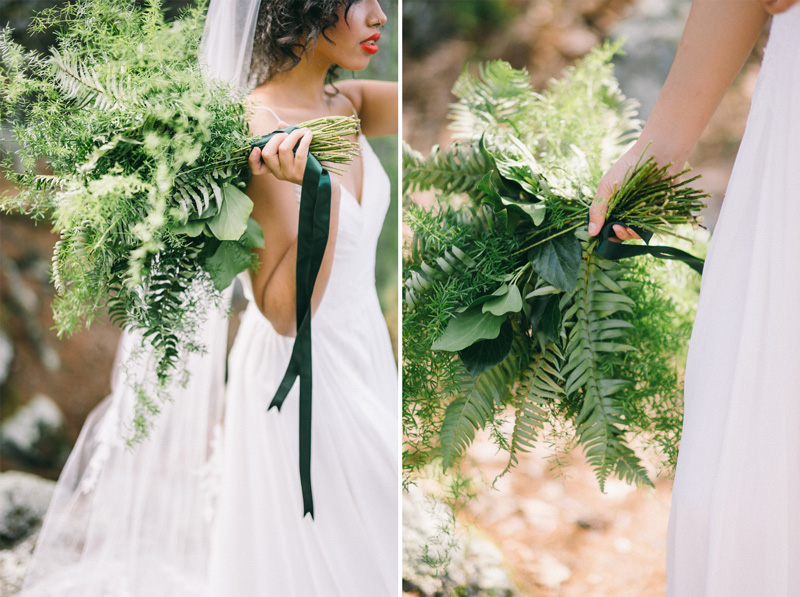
[0,0,359,440]
[403,42,707,490]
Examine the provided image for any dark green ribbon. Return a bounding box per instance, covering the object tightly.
[251,126,332,519]
[595,219,705,275]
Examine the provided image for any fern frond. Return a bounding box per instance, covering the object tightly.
[440,356,517,470]
[50,48,136,110]
[403,140,492,197]
[449,61,533,140]
[172,166,238,219]
[560,245,651,489]
[502,342,563,475]
[404,244,477,310]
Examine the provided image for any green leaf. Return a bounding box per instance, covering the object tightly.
[440,363,512,470]
[207,183,254,241]
[528,233,582,292]
[478,172,546,229]
[529,294,562,344]
[201,238,252,291]
[482,284,523,316]
[459,318,513,376]
[240,217,265,249]
[174,219,206,237]
[431,307,505,352]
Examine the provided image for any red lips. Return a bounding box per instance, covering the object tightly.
[360,32,380,55]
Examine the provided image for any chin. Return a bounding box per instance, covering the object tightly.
[335,57,371,72]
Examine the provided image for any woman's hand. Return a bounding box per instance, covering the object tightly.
[248,125,313,185]
[589,148,644,241]
[761,0,799,14]
[589,0,768,242]
[590,143,690,241]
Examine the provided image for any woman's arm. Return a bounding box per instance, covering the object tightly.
[337,79,398,137]
[246,112,342,336]
[589,0,769,240]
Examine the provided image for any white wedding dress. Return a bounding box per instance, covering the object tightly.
[17,133,398,596]
[209,132,398,595]
[667,9,800,596]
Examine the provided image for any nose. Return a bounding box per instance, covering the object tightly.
[370,0,387,27]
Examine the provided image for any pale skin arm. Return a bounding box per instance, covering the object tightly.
[246,112,342,337]
[589,0,772,241]
[337,79,398,137]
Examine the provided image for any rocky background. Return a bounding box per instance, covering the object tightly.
[402,0,768,595]
[0,0,397,593]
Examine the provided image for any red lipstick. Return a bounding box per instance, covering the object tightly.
[360,32,380,55]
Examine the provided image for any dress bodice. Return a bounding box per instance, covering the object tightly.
[238,133,391,332]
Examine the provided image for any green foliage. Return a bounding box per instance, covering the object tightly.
[403,43,706,491]
[1,0,358,440]
[559,240,650,489]
[403,141,493,197]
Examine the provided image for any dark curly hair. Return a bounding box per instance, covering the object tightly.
[249,0,358,87]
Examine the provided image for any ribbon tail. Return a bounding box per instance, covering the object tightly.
[268,313,311,411]
[299,350,314,519]
[261,135,331,518]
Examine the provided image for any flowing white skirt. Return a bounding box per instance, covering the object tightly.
[666,10,800,596]
[208,291,398,596]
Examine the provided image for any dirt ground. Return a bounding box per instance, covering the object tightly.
[462,431,672,596]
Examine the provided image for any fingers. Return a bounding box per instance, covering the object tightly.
[591,178,641,241]
[248,147,268,176]
[611,224,641,241]
[256,128,313,184]
[589,176,615,236]
[588,200,607,237]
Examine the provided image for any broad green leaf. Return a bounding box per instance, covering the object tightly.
[202,239,252,291]
[482,284,522,316]
[526,284,561,298]
[528,233,582,292]
[240,217,265,249]
[174,219,206,237]
[478,172,546,228]
[207,183,253,241]
[432,307,505,352]
[459,318,513,376]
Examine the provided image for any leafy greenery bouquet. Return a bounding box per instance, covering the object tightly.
[0,0,358,440]
[403,42,707,490]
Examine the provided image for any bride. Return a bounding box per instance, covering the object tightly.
[589,1,799,594]
[18,0,398,595]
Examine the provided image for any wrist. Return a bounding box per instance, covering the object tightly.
[630,129,693,173]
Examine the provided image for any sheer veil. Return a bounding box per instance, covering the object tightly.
[19,1,262,594]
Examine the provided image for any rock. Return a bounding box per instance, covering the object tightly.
[556,27,600,58]
[403,485,518,596]
[531,553,571,589]
[0,394,70,470]
[0,529,38,595]
[0,471,54,549]
[0,471,55,595]
[0,330,13,386]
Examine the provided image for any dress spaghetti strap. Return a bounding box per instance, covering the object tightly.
[251,105,283,122]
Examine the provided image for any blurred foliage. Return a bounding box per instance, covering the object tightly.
[403,0,523,58]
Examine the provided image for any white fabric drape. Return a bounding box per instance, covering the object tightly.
[667,8,800,596]
[19,1,262,594]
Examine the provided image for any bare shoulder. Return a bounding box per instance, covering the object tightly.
[331,79,398,138]
[333,80,365,114]
[244,89,282,136]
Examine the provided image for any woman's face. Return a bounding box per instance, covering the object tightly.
[312,0,387,71]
